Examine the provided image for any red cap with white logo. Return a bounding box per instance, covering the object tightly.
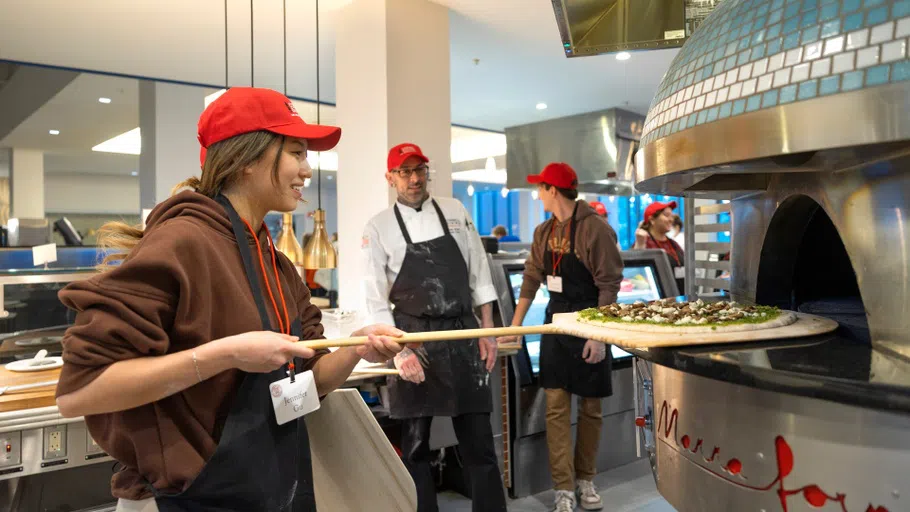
[387,142,429,171]
[197,87,341,166]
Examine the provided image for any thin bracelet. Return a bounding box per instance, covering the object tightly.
[192,350,204,383]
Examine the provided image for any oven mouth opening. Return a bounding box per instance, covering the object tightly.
[755,195,869,344]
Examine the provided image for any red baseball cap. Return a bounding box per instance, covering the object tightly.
[526,162,578,189]
[197,87,341,166]
[387,143,429,171]
[643,200,677,222]
[590,201,607,216]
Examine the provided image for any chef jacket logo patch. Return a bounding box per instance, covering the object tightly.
[270,383,283,398]
[447,219,462,233]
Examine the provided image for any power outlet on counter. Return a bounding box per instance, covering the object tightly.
[0,432,22,467]
[43,425,67,460]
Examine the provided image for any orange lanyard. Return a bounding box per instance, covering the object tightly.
[548,219,572,276]
[241,220,294,375]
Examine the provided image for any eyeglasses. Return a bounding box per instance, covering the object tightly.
[392,164,429,179]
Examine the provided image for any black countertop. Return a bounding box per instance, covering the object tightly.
[631,332,910,415]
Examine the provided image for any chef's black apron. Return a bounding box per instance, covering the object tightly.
[386,199,492,419]
[149,195,316,511]
[648,232,685,294]
[539,204,613,398]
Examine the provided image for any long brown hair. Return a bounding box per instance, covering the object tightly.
[97,130,285,269]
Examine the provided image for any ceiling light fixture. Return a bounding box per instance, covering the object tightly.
[48,130,60,135]
[98,97,112,104]
[536,102,548,110]
[130,171,138,176]
[616,52,631,61]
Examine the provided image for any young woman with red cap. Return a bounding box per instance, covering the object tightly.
[497,162,623,512]
[54,87,406,512]
[634,200,685,292]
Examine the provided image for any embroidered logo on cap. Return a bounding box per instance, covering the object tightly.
[400,146,417,154]
[285,102,300,118]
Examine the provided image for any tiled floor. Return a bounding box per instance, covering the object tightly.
[438,459,676,512]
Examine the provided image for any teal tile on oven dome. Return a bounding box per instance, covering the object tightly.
[642,0,910,144]
[866,64,891,85]
[780,84,799,103]
[894,61,910,82]
[842,70,865,90]
[819,75,841,95]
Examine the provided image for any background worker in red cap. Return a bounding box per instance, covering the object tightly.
[634,200,685,292]
[497,163,623,512]
[54,87,406,511]
[362,142,506,511]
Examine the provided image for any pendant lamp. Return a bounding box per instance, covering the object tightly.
[276,212,306,267]
[303,0,337,269]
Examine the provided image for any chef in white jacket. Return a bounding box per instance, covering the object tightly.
[361,142,507,511]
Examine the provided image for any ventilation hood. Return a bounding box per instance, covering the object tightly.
[552,0,688,57]
[505,108,644,195]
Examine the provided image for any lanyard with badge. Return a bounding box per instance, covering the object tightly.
[649,231,685,280]
[546,219,572,293]
[219,195,321,425]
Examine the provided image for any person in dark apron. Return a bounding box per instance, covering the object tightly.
[635,201,685,293]
[362,143,507,512]
[54,88,405,512]
[499,163,624,512]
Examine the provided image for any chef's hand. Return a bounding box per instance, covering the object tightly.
[351,324,407,363]
[495,335,521,346]
[214,331,315,373]
[479,337,498,372]
[582,339,606,364]
[394,347,426,384]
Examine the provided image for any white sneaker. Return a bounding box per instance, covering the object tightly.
[554,489,576,512]
[576,479,603,510]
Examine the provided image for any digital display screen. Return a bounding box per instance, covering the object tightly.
[507,266,663,374]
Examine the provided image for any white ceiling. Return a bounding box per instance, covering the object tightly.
[0,0,677,177]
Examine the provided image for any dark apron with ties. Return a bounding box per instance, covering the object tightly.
[539,204,613,398]
[150,195,316,511]
[386,199,492,419]
[648,232,685,294]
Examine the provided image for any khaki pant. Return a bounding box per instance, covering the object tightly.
[545,388,602,491]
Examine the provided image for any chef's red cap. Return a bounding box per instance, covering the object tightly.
[643,200,677,222]
[590,201,607,216]
[387,142,429,171]
[526,162,578,189]
[197,87,341,166]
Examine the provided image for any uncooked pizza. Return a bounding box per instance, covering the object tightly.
[577,299,797,334]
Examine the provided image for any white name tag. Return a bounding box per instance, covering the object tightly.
[675,266,686,279]
[547,275,563,293]
[270,370,320,425]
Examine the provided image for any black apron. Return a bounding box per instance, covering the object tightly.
[386,200,492,419]
[539,204,613,398]
[648,232,685,294]
[150,195,316,511]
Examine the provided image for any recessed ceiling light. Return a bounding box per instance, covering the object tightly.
[98,97,112,104]
[616,52,631,61]
[536,102,548,110]
[49,130,60,135]
[130,171,138,176]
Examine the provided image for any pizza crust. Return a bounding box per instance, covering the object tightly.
[577,310,798,334]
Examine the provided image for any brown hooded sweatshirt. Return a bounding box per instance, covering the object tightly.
[55,191,328,500]
[520,200,624,306]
